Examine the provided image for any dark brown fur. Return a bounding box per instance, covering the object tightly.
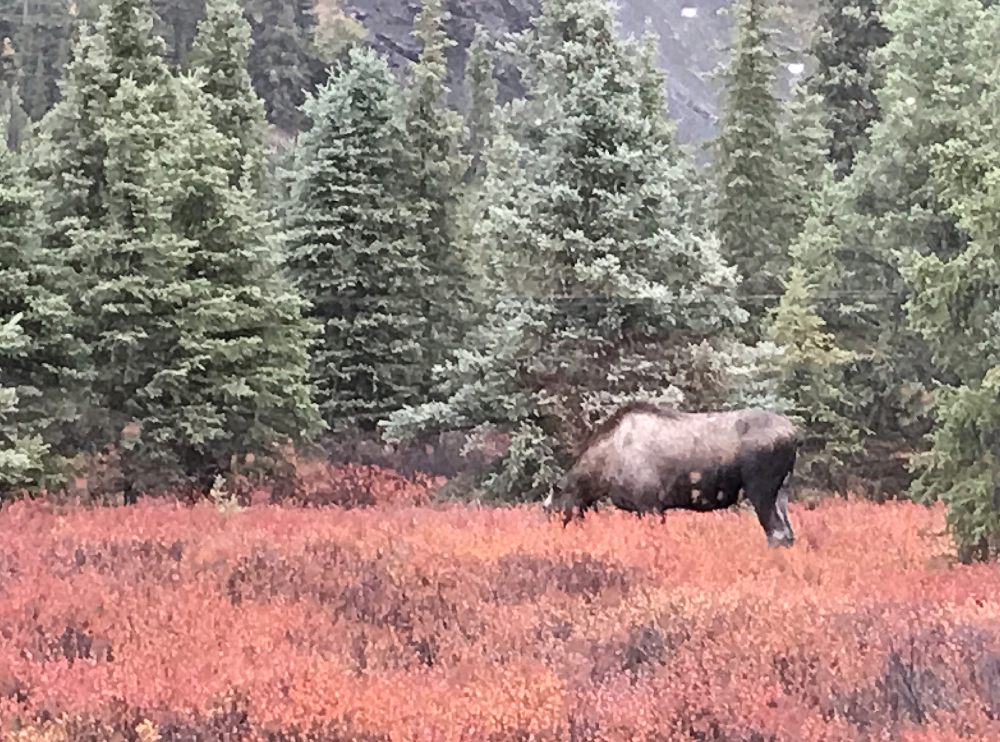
[545,402,801,547]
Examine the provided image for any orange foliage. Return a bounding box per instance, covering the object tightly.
[237,455,444,509]
[3,487,1000,741]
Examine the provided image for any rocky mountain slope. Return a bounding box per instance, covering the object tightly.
[338,0,817,144]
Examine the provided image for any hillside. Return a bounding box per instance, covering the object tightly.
[335,0,819,143]
[0,0,819,146]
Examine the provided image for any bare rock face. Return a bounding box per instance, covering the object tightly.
[338,0,811,144]
[340,0,539,110]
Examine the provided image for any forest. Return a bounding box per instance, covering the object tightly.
[2,0,1000,736]
[0,0,994,554]
[2,0,1000,550]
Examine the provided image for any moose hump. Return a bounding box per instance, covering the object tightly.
[544,402,801,547]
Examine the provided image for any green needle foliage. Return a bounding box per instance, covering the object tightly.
[283,45,427,436]
[27,0,322,497]
[382,0,774,502]
[806,0,891,180]
[187,0,269,191]
[461,23,498,186]
[901,0,1000,560]
[398,0,475,396]
[711,0,789,335]
[0,93,87,496]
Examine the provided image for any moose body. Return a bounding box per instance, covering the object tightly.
[543,402,800,547]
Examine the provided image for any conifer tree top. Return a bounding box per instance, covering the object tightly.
[97,0,171,86]
[188,0,269,189]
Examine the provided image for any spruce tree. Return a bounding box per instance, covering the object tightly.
[900,0,1000,560]
[461,23,497,186]
[454,24,498,328]
[21,24,115,454]
[711,0,788,333]
[823,0,995,442]
[399,0,474,396]
[805,0,890,179]
[636,24,677,157]
[29,24,123,281]
[766,79,861,487]
[31,0,323,496]
[766,257,859,490]
[75,75,199,495]
[28,0,176,285]
[27,0,179,348]
[383,0,767,501]
[0,98,86,493]
[162,0,326,485]
[144,72,324,489]
[187,0,267,190]
[283,45,426,435]
[636,23,708,229]
[100,0,173,86]
[778,81,831,244]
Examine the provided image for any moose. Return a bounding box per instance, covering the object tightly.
[542,401,802,547]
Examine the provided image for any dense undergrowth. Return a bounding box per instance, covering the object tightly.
[1,465,1000,742]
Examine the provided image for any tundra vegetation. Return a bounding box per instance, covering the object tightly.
[1,0,1000,733]
[0,491,999,741]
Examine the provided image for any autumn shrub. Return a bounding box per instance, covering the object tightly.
[30,442,447,514]
[3,494,1000,741]
[320,426,511,479]
[250,452,443,509]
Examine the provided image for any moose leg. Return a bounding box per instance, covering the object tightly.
[742,448,796,547]
[745,484,794,547]
[775,488,792,534]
